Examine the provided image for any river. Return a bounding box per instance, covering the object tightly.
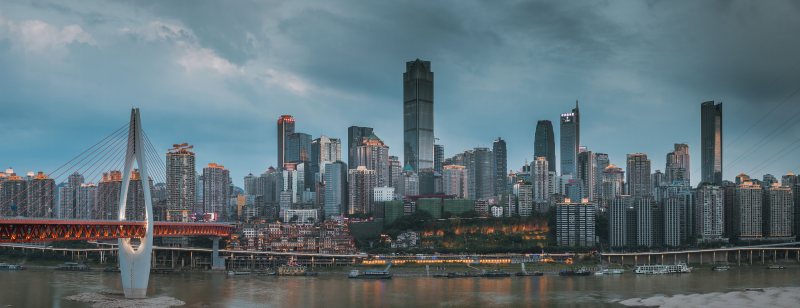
[1,267,799,307]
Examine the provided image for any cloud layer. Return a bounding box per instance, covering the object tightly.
[1,0,800,186]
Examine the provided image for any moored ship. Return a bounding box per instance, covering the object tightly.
[349,263,393,279]
[634,263,691,275]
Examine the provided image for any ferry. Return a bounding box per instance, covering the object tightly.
[766,264,786,270]
[711,265,731,271]
[594,268,625,275]
[228,271,253,276]
[0,263,24,270]
[349,263,393,279]
[278,258,317,276]
[634,263,691,275]
[56,262,90,271]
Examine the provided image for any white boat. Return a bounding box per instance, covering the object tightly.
[0,263,24,270]
[634,263,691,275]
[594,268,625,275]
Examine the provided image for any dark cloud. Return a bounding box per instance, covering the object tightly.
[2,0,800,185]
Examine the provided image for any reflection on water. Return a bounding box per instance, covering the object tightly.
[1,267,799,307]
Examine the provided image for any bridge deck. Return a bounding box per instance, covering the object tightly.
[0,219,235,242]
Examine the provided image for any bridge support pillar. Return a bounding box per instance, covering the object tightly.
[211,237,225,270]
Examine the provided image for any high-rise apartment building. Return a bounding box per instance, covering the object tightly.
[516,181,533,217]
[443,165,469,199]
[348,166,376,215]
[576,149,596,201]
[277,115,295,170]
[694,184,726,243]
[403,59,435,173]
[666,143,690,185]
[556,199,596,247]
[26,171,56,218]
[601,165,625,204]
[663,197,683,247]
[560,101,580,176]
[764,183,793,238]
[594,153,610,202]
[626,153,651,199]
[532,157,551,204]
[534,120,556,173]
[609,195,634,248]
[166,143,195,221]
[203,163,231,220]
[389,156,402,196]
[734,180,762,240]
[701,101,723,185]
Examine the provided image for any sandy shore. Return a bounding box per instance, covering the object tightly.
[616,286,800,307]
[65,291,185,308]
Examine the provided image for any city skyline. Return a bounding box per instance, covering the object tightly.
[3,1,800,187]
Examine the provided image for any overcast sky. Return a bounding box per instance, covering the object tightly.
[2,0,800,187]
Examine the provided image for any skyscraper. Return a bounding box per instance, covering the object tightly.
[601,165,625,203]
[576,149,596,201]
[285,132,312,164]
[532,157,551,205]
[626,153,651,199]
[694,184,726,243]
[534,120,556,173]
[560,101,580,176]
[733,180,762,240]
[347,126,373,170]
[403,59,434,173]
[277,115,295,170]
[443,165,469,199]
[348,166,376,215]
[26,171,56,218]
[701,101,722,185]
[203,163,231,220]
[666,143,690,185]
[593,153,610,202]
[323,161,347,219]
[434,144,444,174]
[353,132,391,187]
[312,136,342,170]
[493,138,507,196]
[764,183,793,238]
[166,143,195,221]
[388,156,402,197]
[473,147,495,200]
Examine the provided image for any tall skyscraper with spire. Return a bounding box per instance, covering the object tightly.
[701,101,722,185]
[534,120,556,173]
[403,59,434,173]
[560,101,580,177]
[277,115,295,170]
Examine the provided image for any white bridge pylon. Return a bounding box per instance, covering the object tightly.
[117,108,154,299]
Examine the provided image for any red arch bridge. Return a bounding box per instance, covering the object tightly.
[0,219,235,243]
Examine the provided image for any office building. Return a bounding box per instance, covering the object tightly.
[323,161,347,219]
[493,138,507,196]
[701,101,723,185]
[285,132,312,164]
[594,153,610,202]
[389,156,402,196]
[560,101,580,176]
[601,165,625,203]
[277,115,295,169]
[434,144,444,174]
[534,120,556,173]
[353,132,390,187]
[347,126,373,169]
[576,149,595,201]
[403,59,435,172]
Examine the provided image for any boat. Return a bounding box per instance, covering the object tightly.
[56,262,90,271]
[559,268,592,276]
[634,263,691,275]
[480,269,511,278]
[515,263,544,276]
[228,271,252,276]
[0,263,24,270]
[594,268,625,275]
[278,258,311,276]
[712,265,731,271]
[349,263,393,279]
[766,265,786,270]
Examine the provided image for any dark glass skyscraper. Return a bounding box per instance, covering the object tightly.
[434,144,444,174]
[403,59,434,173]
[560,101,580,177]
[347,126,373,170]
[701,101,722,185]
[277,115,295,170]
[493,137,507,196]
[534,120,556,172]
